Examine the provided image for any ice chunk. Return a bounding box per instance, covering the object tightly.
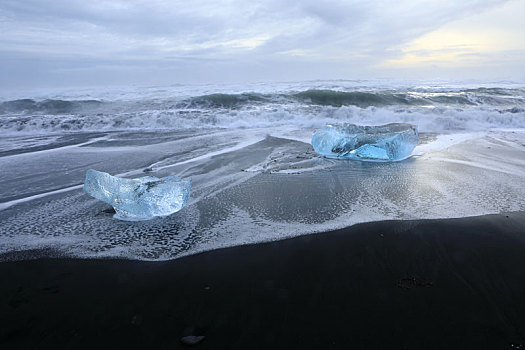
[83,169,191,221]
[311,123,418,161]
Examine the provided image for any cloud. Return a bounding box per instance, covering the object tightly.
[0,0,520,89]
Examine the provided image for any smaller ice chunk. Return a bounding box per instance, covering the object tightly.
[83,169,191,221]
[311,123,418,161]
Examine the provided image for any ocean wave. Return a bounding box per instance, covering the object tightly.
[1,85,524,135]
[0,87,525,115]
[178,88,525,108]
[0,99,104,115]
[179,92,271,108]
[1,104,524,135]
[3,86,523,115]
[293,90,418,107]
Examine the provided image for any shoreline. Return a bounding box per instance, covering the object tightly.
[2,212,525,349]
[2,130,525,261]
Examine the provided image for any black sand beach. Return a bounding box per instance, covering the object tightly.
[1,212,524,349]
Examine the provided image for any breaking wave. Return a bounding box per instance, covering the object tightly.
[1,85,524,135]
[0,99,104,115]
[177,87,525,108]
[1,105,524,135]
[179,93,271,108]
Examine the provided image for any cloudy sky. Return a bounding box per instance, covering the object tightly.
[1,0,524,89]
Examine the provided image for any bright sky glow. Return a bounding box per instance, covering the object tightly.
[380,0,525,74]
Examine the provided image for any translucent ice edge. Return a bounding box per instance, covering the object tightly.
[83,169,191,221]
[311,123,418,161]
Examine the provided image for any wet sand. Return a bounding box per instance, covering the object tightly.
[1,212,525,349]
[3,132,525,261]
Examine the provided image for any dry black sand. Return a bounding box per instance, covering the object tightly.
[1,212,525,349]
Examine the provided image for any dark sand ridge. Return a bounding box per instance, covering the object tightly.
[1,212,524,349]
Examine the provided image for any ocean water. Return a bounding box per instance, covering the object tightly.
[1,80,525,260]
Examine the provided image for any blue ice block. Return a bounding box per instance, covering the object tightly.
[311,123,418,161]
[83,169,191,221]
